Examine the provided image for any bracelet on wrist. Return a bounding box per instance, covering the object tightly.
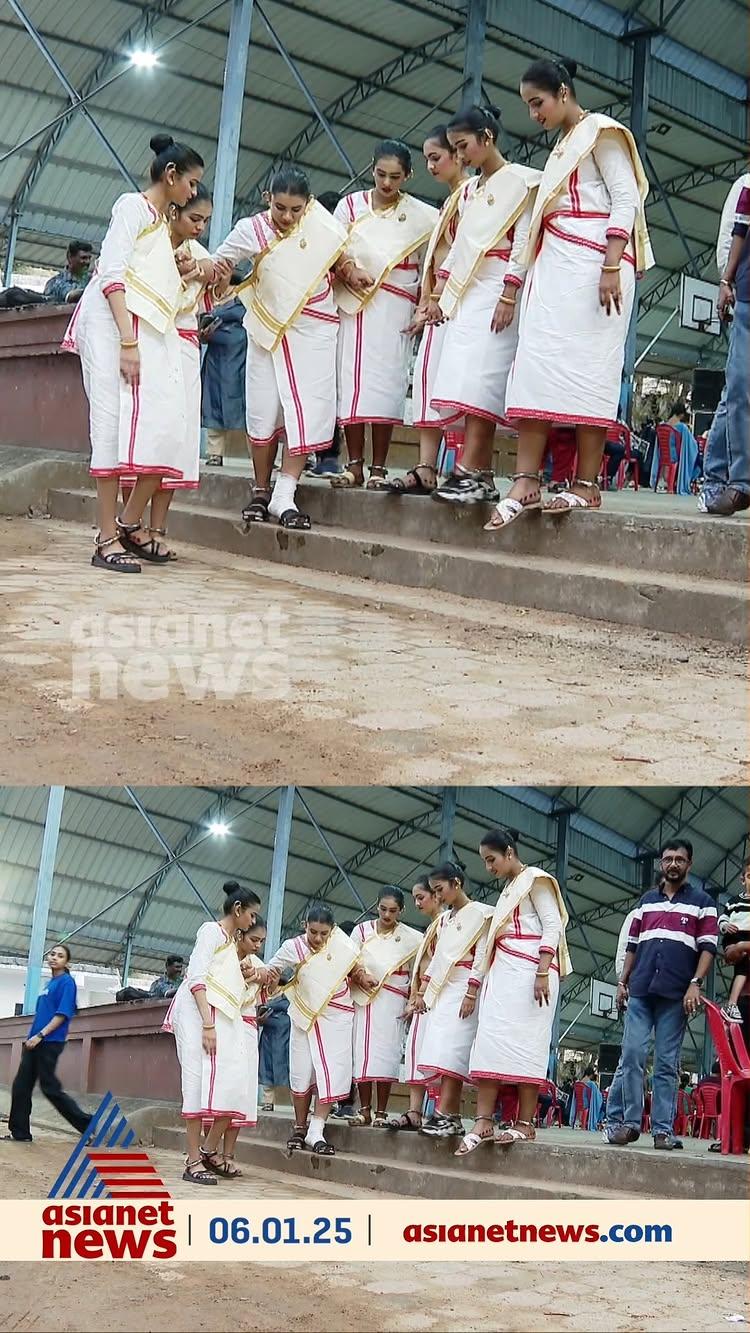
[202,1022,216,1029]
[120,338,138,348]
[601,264,621,273]
[498,295,516,306]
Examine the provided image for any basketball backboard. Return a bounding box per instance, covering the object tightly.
[679,274,721,336]
[590,977,618,1018]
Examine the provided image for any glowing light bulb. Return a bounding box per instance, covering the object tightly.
[130,49,159,68]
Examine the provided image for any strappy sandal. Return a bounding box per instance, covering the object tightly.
[183,1156,218,1185]
[242,487,271,523]
[330,459,364,488]
[484,472,542,532]
[286,1124,308,1153]
[372,1112,389,1128]
[386,1111,422,1131]
[494,1119,536,1146]
[349,1108,372,1127]
[149,525,177,561]
[366,465,390,491]
[277,509,312,530]
[454,1116,495,1157]
[386,464,437,496]
[220,1157,242,1178]
[544,477,602,514]
[206,455,224,467]
[116,516,170,564]
[91,532,141,574]
[200,1148,238,1178]
[309,1138,335,1155]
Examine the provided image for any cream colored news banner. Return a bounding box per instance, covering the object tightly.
[0,1200,748,1262]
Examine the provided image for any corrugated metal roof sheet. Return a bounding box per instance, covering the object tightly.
[1,784,747,1052]
[0,0,746,378]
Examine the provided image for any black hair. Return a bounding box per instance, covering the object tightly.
[67,239,92,257]
[428,859,466,886]
[378,884,405,910]
[679,1072,691,1088]
[339,919,358,934]
[50,942,71,964]
[660,838,693,861]
[372,138,412,174]
[222,880,261,914]
[742,854,750,872]
[270,164,311,199]
[479,826,521,854]
[149,132,204,183]
[424,124,452,151]
[583,1064,597,1079]
[447,103,502,144]
[521,56,579,99]
[165,954,183,967]
[305,901,335,926]
[175,181,212,212]
[317,190,341,214]
[244,914,266,932]
[412,875,432,893]
[670,400,687,417]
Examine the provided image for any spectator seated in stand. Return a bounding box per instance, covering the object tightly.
[115,953,184,1003]
[651,402,699,495]
[43,239,94,305]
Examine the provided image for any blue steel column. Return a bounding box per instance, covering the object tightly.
[23,786,65,1013]
[548,810,570,1079]
[622,32,651,423]
[209,0,255,249]
[439,787,457,863]
[462,0,487,107]
[266,785,295,957]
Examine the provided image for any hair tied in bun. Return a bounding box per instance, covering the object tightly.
[150,133,176,155]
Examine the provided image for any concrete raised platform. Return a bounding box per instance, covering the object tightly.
[47,474,747,646]
[149,1111,747,1201]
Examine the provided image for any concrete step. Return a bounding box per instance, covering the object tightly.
[150,1114,746,1200]
[151,1124,643,1200]
[48,487,748,646]
[184,470,748,584]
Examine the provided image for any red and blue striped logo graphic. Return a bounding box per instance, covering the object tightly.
[48,1091,170,1200]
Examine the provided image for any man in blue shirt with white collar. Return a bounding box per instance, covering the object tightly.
[607,839,718,1150]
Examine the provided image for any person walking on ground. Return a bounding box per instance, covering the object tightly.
[606,839,718,1151]
[3,945,91,1144]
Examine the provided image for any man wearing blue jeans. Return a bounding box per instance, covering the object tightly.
[700,182,750,517]
[607,839,718,1150]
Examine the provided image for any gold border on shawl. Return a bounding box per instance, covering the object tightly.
[409,912,444,1001]
[421,182,465,299]
[439,190,532,318]
[352,929,421,1006]
[125,270,176,319]
[423,912,489,1008]
[339,196,437,311]
[279,941,357,1032]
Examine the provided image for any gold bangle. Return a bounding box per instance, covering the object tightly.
[120,338,138,348]
[601,265,621,273]
[498,295,516,306]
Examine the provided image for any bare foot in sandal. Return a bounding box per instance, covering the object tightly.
[387,464,437,495]
[454,1116,495,1156]
[183,1157,217,1185]
[330,459,364,488]
[494,1119,536,1146]
[484,471,541,531]
[544,477,601,513]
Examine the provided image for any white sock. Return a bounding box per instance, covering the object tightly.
[306,1115,325,1145]
[268,473,297,519]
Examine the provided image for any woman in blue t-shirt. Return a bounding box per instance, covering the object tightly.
[2,944,91,1143]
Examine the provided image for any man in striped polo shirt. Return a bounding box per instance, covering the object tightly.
[607,839,718,1150]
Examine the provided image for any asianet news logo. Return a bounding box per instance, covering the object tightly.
[42,1091,176,1260]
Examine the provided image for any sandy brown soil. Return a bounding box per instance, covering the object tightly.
[1,1132,746,1333]
[0,517,745,787]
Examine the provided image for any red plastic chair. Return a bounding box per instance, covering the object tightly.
[641,1089,652,1133]
[571,1080,590,1129]
[693,1084,721,1139]
[655,423,679,492]
[673,1088,694,1137]
[701,998,750,1154]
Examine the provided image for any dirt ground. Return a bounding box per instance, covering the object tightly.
[0,517,745,786]
[1,1131,746,1333]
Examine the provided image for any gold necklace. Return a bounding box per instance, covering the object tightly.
[552,109,589,158]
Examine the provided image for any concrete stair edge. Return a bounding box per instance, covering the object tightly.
[47,488,748,647]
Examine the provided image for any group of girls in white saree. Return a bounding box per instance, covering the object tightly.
[165,830,570,1179]
[67,53,651,568]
